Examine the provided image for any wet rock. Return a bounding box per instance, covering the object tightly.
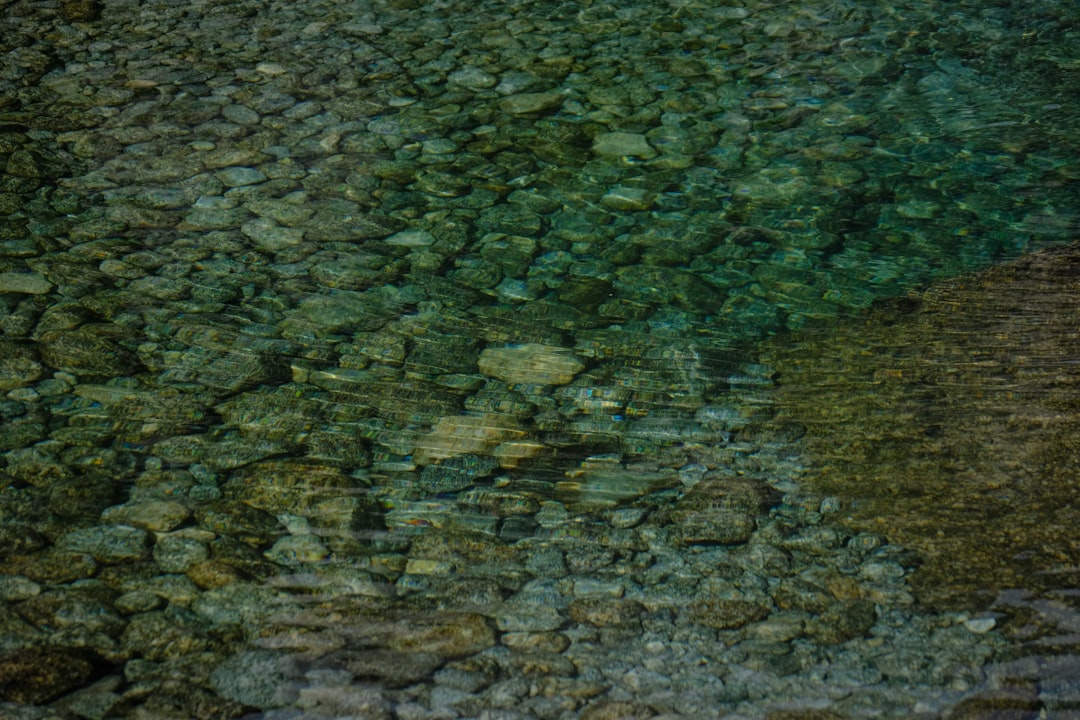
[210,649,303,709]
[120,608,215,662]
[508,649,577,677]
[193,500,285,547]
[418,453,500,493]
[0,272,52,295]
[15,585,125,638]
[807,599,877,645]
[499,92,565,115]
[580,700,658,720]
[334,649,444,686]
[152,533,210,573]
[0,340,41,391]
[0,647,95,705]
[0,550,97,584]
[224,459,358,516]
[592,132,656,160]
[568,597,645,627]
[100,500,191,532]
[55,525,151,563]
[687,599,770,629]
[37,327,143,377]
[413,412,527,465]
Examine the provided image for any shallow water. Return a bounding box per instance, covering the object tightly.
[1,0,1079,717]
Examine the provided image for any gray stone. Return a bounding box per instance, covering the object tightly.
[0,272,52,294]
[241,217,305,251]
[215,166,267,187]
[210,650,302,708]
[449,66,498,89]
[592,132,657,159]
[55,525,151,563]
[153,535,211,573]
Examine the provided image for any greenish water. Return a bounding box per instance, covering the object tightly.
[1,0,1079,716]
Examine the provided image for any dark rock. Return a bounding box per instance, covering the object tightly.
[333,649,443,686]
[807,599,877,645]
[60,0,103,22]
[687,599,770,630]
[0,647,95,705]
[568,597,645,628]
[38,327,143,377]
[193,500,285,547]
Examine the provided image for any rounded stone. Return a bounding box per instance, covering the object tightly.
[215,166,267,187]
[478,344,585,386]
[55,525,151,563]
[210,650,302,709]
[592,132,657,160]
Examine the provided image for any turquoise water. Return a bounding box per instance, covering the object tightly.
[1,0,1079,716]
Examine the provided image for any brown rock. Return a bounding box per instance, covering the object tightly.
[763,242,1080,607]
[687,599,770,629]
[568,597,645,627]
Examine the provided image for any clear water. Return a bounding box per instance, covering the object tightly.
[1,0,1079,716]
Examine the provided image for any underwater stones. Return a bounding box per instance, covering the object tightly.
[55,524,151,563]
[373,611,497,658]
[556,463,677,513]
[0,272,52,294]
[0,340,41,391]
[335,648,444,687]
[240,216,305,251]
[686,599,770,630]
[193,500,285,547]
[418,453,500,493]
[223,459,358,516]
[600,186,656,211]
[568,597,645,628]
[386,228,436,246]
[0,647,95,705]
[120,610,216,662]
[215,166,267,187]
[806,599,877,645]
[764,242,1080,607]
[38,327,143,377]
[412,412,527,465]
[592,132,657,160]
[153,534,211,574]
[498,91,565,115]
[210,650,303,709]
[478,343,585,386]
[678,475,777,514]
[671,511,756,546]
[477,204,544,237]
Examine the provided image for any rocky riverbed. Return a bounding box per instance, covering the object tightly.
[2,0,1079,716]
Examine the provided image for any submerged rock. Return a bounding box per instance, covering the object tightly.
[763,243,1080,608]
